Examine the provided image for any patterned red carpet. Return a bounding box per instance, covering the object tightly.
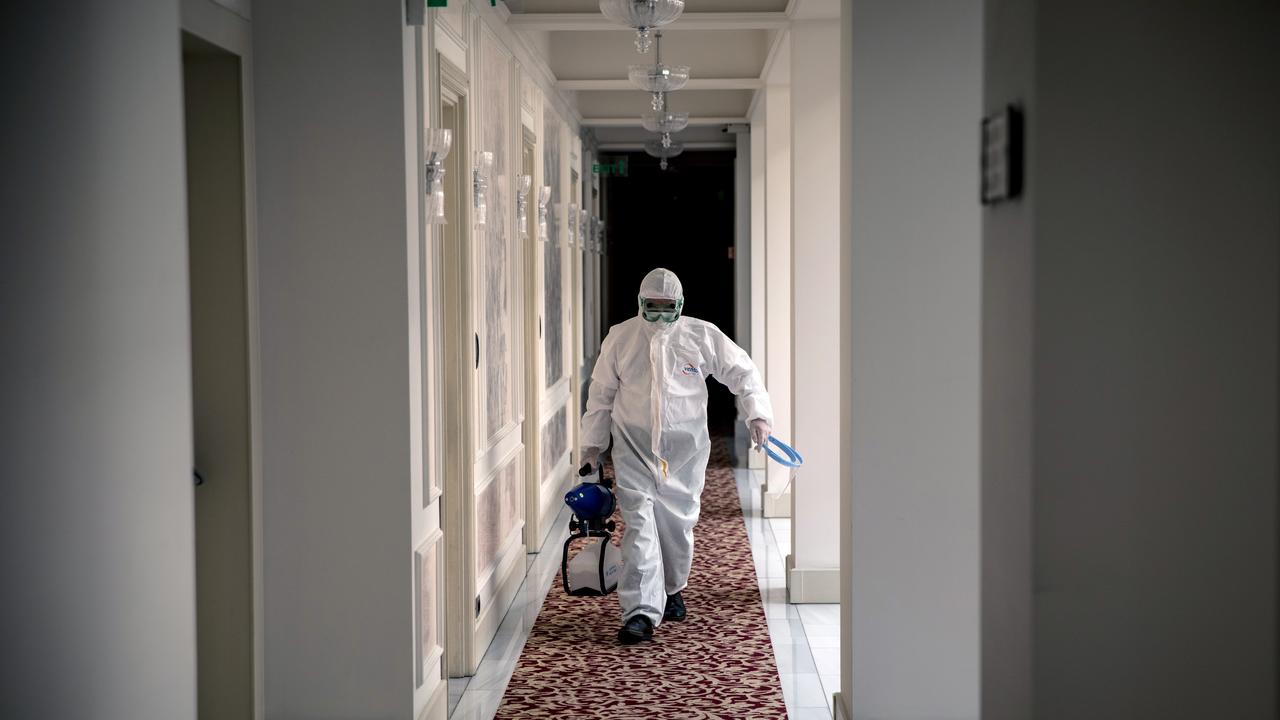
[496,440,787,719]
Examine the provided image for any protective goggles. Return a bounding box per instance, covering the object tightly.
[639,296,683,323]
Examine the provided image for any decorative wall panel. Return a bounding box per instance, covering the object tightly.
[480,33,514,440]
[582,244,592,355]
[414,539,441,688]
[475,458,522,578]
[541,406,568,481]
[543,106,565,390]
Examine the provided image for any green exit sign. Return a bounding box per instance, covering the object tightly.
[593,157,628,177]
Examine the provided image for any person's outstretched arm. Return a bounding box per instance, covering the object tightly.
[709,326,774,445]
[580,330,620,468]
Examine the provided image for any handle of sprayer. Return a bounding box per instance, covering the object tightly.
[579,458,613,488]
[759,436,804,468]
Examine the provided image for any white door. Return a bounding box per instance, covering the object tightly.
[538,104,575,539]
[462,20,527,674]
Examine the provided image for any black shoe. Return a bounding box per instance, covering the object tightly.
[617,615,654,645]
[664,592,686,622]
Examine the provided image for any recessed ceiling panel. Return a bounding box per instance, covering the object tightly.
[548,29,770,80]
[576,89,753,120]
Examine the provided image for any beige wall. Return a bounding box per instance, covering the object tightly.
[841,0,983,716]
[254,1,415,715]
[1,2,198,718]
[984,1,1279,717]
[763,82,793,501]
[789,19,843,601]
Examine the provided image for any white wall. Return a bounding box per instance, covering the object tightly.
[748,98,768,471]
[733,128,753,457]
[789,19,842,600]
[984,1,1279,717]
[749,100,767,372]
[253,1,416,716]
[0,2,197,718]
[840,1,983,716]
[980,0,1036,716]
[763,82,794,503]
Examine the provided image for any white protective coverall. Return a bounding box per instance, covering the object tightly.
[580,268,773,626]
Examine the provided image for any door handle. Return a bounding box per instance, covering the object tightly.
[475,332,480,369]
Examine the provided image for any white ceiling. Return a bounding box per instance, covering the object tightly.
[505,0,789,14]
[546,29,773,81]
[505,0,818,148]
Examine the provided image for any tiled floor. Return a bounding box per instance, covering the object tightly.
[447,466,840,719]
[447,505,572,720]
[739,473,840,718]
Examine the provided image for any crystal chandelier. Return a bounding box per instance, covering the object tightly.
[628,63,690,94]
[627,31,688,96]
[642,105,689,134]
[645,138,684,171]
[600,0,685,53]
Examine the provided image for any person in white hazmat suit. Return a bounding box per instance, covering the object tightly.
[580,268,773,644]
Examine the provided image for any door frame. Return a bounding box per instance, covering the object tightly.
[413,20,449,719]
[520,121,546,547]
[178,1,263,718]
[436,54,476,678]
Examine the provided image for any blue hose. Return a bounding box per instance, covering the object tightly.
[762,436,804,468]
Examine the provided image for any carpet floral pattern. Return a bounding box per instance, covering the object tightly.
[495,440,787,719]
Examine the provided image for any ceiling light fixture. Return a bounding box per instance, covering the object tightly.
[642,106,689,134]
[600,0,685,53]
[423,128,452,224]
[627,31,688,95]
[645,138,684,171]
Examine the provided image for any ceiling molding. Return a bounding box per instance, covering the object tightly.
[470,0,583,126]
[746,88,762,122]
[759,26,790,85]
[582,116,748,127]
[747,26,791,119]
[786,0,841,20]
[505,12,789,32]
[557,77,764,92]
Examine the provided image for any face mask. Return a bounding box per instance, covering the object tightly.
[639,296,683,323]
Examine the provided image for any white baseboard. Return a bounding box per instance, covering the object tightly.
[762,486,791,518]
[833,691,850,720]
[786,554,840,603]
[417,677,448,720]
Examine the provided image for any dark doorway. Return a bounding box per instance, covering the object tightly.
[182,31,254,720]
[601,150,739,437]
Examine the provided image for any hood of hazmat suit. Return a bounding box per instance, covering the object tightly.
[579,268,772,626]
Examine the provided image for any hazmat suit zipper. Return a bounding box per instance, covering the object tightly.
[650,331,668,482]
